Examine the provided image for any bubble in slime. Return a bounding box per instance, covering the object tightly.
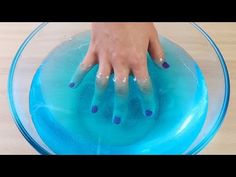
[8,23,230,155]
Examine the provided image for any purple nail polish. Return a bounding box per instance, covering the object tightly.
[113,116,121,125]
[91,105,98,113]
[145,110,153,117]
[162,62,170,69]
[68,82,75,88]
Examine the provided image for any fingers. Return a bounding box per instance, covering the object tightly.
[148,32,170,69]
[136,77,156,118]
[112,67,130,125]
[131,60,156,118]
[68,50,97,88]
[91,58,112,113]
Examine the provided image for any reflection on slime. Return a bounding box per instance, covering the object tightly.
[29,32,208,154]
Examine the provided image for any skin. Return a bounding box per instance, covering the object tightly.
[69,22,169,125]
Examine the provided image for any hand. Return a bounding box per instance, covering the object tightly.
[69,22,169,125]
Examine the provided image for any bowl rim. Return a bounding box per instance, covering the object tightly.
[7,22,230,155]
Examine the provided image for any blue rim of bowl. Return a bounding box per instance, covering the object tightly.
[8,23,230,155]
[188,23,230,154]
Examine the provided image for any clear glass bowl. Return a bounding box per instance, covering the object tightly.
[8,23,230,154]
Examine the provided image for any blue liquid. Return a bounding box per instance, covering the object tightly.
[29,32,208,154]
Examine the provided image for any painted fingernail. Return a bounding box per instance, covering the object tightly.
[162,62,170,69]
[91,105,98,113]
[68,82,75,88]
[113,116,121,125]
[145,110,153,117]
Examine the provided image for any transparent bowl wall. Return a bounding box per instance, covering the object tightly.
[8,23,230,154]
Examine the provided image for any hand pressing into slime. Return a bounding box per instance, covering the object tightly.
[69,22,169,125]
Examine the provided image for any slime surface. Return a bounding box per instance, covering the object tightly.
[29,32,208,154]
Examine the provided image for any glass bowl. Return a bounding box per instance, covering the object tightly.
[8,23,230,154]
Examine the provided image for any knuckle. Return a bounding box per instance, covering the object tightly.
[112,52,127,64]
[130,54,146,69]
[131,60,141,69]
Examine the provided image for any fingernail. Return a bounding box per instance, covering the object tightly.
[68,82,75,88]
[145,110,153,117]
[113,116,121,125]
[162,62,170,69]
[91,105,98,113]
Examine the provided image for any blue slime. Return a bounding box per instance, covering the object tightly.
[29,32,208,154]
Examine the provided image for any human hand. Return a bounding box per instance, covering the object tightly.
[69,22,169,124]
